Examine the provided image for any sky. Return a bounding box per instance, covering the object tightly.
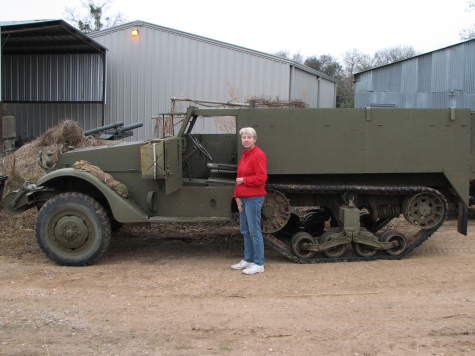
[1,0,474,61]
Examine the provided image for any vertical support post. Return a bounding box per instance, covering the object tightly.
[288,65,294,101]
[101,52,106,126]
[317,77,321,108]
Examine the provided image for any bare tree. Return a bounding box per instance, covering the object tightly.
[65,0,126,33]
[460,0,475,39]
[274,50,291,59]
[343,49,372,74]
[273,51,304,64]
[372,46,417,67]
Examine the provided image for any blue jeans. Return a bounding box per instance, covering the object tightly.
[239,196,265,266]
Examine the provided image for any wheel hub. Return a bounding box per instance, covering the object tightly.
[54,216,89,249]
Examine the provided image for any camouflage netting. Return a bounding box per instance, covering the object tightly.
[0,120,117,232]
[0,120,115,196]
[72,160,128,198]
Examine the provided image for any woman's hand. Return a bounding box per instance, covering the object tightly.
[235,197,243,212]
[236,177,244,185]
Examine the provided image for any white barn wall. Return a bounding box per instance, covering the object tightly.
[94,25,289,139]
[318,78,337,108]
[292,68,318,107]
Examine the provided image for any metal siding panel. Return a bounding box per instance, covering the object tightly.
[292,68,318,107]
[355,72,372,93]
[417,92,432,107]
[432,51,448,92]
[464,41,475,93]
[417,55,432,92]
[448,45,464,91]
[7,103,102,141]
[371,64,402,93]
[1,54,103,102]
[432,92,449,107]
[401,59,417,93]
[318,78,336,108]
[354,93,369,108]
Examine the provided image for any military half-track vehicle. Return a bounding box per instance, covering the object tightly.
[2,107,471,265]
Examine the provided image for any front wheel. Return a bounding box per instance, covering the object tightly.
[36,192,111,266]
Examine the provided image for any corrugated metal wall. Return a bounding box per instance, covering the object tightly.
[2,54,104,102]
[355,39,475,110]
[318,78,336,107]
[93,25,286,140]
[90,23,333,140]
[292,67,318,107]
[6,103,102,141]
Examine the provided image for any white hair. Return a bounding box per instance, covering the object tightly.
[239,127,257,138]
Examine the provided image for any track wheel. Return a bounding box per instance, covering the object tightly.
[320,231,347,258]
[353,243,377,257]
[291,231,317,259]
[36,192,111,266]
[381,230,407,256]
[403,191,446,229]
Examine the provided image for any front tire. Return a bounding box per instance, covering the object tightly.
[36,192,111,266]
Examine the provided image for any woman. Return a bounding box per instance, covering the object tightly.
[231,127,268,275]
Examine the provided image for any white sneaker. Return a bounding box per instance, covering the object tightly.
[242,263,264,275]
[230,260,252,270]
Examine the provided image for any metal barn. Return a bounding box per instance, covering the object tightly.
[354,38,475,110]
[0,20,106,144]
[89,20,336,140]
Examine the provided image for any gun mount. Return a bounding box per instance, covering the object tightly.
[84,122,143,140]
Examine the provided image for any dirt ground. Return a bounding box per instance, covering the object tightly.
[1,217,475,356]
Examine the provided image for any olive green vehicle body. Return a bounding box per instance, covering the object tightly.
[24,107,470,235]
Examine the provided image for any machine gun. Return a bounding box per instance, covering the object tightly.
[84,122,143,140]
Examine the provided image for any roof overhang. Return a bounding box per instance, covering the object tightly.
[0,19,106,55]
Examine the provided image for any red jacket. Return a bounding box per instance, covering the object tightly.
[234,145,268,198]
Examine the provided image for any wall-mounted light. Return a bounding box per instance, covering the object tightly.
[131,29,140,38]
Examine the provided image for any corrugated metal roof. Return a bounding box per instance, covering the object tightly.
[0,19,106,54]
[0,19,57,26]
[355,37,475,77]
[89,20,335,83]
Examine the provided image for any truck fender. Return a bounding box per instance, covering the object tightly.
[37,168,147,223]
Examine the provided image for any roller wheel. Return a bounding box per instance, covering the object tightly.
[403,191,446,229]
[291,231,317,259]
[36,192,111,266]
[353,242,377,257]
[381,230,407,256]
[320,231,347,258]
